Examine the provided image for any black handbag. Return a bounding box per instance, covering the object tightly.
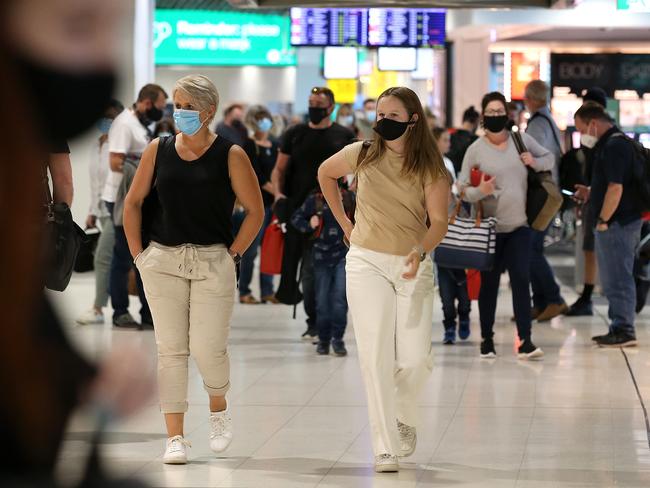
[42,167,86,291]
[74,228,100,273]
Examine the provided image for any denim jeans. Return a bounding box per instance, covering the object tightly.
[479,226,533,341]
[595,219,642,337]
[314,259,347,343]
[106,202,151,322]
[302,247,317,328]
[530,227,562,310]
[237,206,274,298]
[436,265,471,330]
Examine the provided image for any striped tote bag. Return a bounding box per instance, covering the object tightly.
[433,201,497,271]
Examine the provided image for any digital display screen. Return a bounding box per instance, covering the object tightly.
[154,9,296,66]
[368,9,446,48]
[290,8,445,47]
[290,8,367,46]
[323,47,358,79]
[377,47,417,72]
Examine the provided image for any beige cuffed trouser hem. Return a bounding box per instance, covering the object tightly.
[136,241,236,414]
[346,244,434,457]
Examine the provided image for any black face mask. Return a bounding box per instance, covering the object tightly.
[308,107,329,125]
[146,106,164,123]
[483,115,509,133]
[373,117,412,141]
[13,54,115,144]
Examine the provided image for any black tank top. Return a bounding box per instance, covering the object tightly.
[149,135,236,247]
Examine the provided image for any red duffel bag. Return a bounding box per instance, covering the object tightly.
[467,269,481,301]
[260,215,284,275]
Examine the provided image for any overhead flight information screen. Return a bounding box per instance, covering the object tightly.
[368,9,446,47]
[290,8,368,46]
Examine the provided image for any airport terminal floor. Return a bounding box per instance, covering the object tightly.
[52,254,650,487]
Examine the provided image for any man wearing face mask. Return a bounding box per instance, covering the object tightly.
[356,98,377,140]
[216,103,247,146]
[107,83,168,329]
[574,102,642,348]
[272,87,355,340]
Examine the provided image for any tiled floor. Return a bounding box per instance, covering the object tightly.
[51,262,650,487]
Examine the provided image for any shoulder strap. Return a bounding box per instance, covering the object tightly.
[530,112,563,153]
[511,131,528,155]
[357,140,372,167]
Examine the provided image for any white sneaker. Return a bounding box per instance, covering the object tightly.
[209,410,233,453]
[163,435,190,464]
[374,454,399,473]
[76,309,104,325]
[397,420,417,457]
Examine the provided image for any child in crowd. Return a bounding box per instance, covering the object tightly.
[291,185,355,356]
[433,128,471,344]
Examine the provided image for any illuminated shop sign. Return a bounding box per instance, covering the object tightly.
[154,9,296,66]
[617,0,650,11]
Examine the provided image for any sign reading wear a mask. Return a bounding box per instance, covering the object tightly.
[154,9,296,66]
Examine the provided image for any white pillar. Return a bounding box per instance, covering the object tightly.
[134,0,155,98]
[452,35,491,127]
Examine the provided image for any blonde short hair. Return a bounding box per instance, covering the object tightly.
[525,80,549,104]
[173,75,220,124]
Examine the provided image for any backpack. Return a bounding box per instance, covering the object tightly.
[612,133,650,212]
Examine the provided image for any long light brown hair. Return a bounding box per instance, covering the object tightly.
[357,86,448,183]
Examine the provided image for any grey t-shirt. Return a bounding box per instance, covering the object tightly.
[458,133,554,233]
[526,106,562,182]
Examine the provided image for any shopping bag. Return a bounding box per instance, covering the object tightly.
[260,215,284,275]
[467,269,481,301]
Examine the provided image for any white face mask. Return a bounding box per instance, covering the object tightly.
[580,133,598,149]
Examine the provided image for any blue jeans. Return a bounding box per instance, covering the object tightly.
[106,202,151,322]
[236,206,274,298]
[595,219,642,337]
[314,259,347,343]
[479,227,533,341]
[530,227,562,310]
[436,265,471,330]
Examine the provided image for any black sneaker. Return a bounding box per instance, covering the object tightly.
[518,339,544,360]
[331,340,347,357]
[591,332,609,342]
[596,332,637,348]
[113,313,140,329]
[301,328,318,343]
[565,299,593,317]
[480,338,496,358]
[316,342,330,355]
[458,320,471,340]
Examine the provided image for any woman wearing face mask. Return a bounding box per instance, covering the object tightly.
[336,103,359,137]
[458,91,554,360]
[318,86,450,473]
[123,75,264,465]
[235,105,280,304]
[76,99,125,325]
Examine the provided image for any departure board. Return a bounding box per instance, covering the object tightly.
[290,8,368,46]
[368,9,446,47]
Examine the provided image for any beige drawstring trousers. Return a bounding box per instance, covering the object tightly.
[136,241,236,413]
[346,244,435,456]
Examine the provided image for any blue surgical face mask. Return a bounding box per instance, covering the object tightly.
[339,115,354,127]
[97,117,112,134]
[173,109,204,136]
[365,110,377,123]
[257,117,273,133]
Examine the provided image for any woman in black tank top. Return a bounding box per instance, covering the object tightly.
[123,75,264,465]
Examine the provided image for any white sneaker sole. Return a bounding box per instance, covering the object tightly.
[375,463,399,473]
[518,348,544,360]
[163,455,187,465]
[480,352,496,359]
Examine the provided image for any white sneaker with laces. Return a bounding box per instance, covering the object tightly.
[209,410,233,453]
[374,454,399,473]
[397,420,417,457]
[163,435,190,464]
[76,309,105,325]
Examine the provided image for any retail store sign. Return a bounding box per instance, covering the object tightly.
[154,9,296,67]
[551,53,650,96]
[617,0,650,11]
